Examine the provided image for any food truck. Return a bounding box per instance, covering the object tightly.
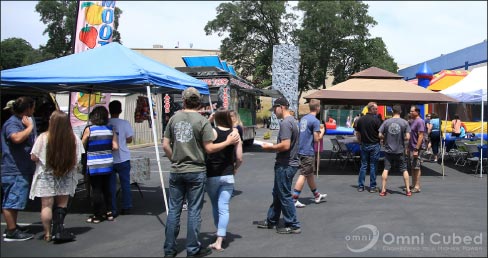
[164,66,264,145]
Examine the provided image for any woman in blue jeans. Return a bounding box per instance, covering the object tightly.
[205,108,243,251]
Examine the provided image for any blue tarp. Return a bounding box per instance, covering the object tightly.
[228,65,237,76]
[182,56,224,70]
[221,61,229,72]
[0,43,209,94]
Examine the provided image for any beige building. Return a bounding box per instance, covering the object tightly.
[132,47,221,68]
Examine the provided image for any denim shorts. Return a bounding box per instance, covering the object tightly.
[1,175,31,210]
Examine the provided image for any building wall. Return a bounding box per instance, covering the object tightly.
[132,48,221,68]
[398,40,487,80]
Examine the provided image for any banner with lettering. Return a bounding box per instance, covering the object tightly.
[74,0,116,52]
[71,1,115,130]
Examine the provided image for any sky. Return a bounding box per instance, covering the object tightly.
[1,1,487,66]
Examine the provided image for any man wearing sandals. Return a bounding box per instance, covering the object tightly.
[407,105,425,193]
[378,105,412,197]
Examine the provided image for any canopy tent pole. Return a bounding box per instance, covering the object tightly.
[208,95,216,127]
[441,103,449,178]
[146,86,169,215]
[480,100,484,178]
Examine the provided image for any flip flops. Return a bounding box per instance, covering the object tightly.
[86,215,103,224]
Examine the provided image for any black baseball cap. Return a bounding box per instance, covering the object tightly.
[269,97,289,111]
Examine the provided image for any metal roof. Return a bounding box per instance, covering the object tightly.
[398,41,487,80]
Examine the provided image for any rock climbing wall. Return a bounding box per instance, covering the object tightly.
[270,44,300,129]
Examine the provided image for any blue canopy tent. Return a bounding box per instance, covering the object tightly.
[1,42,209,94]
[1,42,210,214]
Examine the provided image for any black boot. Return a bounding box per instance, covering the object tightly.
[52,207,76,243]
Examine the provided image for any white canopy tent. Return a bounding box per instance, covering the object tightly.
[440,66,487,177]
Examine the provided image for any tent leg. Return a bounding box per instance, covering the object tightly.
[147,86,169,215]
[480,100,484,178]
[441,103,449,178]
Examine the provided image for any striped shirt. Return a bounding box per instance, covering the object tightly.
[86,125,114,176]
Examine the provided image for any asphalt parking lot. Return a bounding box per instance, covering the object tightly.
[1,129,487,257]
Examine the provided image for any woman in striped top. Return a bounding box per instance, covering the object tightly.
[82,106,118,223]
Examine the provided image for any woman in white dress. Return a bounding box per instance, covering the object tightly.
[30,110,85,243]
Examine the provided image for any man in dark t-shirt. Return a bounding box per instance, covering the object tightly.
[378,105,411,197]
[355,102,382,193]
[257,97,301,234]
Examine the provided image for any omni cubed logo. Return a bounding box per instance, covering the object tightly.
[345,224,380,253]
[345,224,484,253]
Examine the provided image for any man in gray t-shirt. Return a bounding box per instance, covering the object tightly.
[378,104,412,197]
[162,87,239,257]
[257,97,301,234]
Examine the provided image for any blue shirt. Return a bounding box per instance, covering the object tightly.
[298,114,320,156]
[1,115,37,176]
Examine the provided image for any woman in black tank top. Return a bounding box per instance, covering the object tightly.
[205,109,243,251]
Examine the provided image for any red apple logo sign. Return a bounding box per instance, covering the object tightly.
[79,24,98,49]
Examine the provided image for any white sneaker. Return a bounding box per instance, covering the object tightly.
[314,193,328,204]
[294,200,306,208]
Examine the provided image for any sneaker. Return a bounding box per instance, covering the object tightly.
[2,225,28,237]
[3,228,34,242]
[314,193,327,204]
[357,187,365,192]
[256,220,276,229]
[187,246,212,257]
[276,227,301,234]
[182,202,188,211]
[294,200,306,208]
[369,187,378,193]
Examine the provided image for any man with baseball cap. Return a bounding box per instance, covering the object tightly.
[162,87,240,257]
[257,97,301,234]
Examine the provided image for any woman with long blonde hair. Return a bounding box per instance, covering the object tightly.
[30,110,85,242]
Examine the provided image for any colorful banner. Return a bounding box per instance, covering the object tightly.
[74,1,116,52]
[70,92,110,128]
[71,1,115,128]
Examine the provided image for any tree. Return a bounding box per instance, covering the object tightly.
[204,1,297,88]
[35,0,122,58]
[295,1,378,91]
[0,38,33,70]
[331,37,398,85]
[0,37,57,70]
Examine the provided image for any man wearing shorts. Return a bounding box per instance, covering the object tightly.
[292,99,327,208]
[378,105,412,197]
[1,96,37,241]
[408,105,425,193]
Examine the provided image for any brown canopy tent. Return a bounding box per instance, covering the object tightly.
[304,67,458,105]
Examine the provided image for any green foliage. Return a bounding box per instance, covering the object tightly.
[331,37,398,85]
[296,1,380,90]
[0,38,54,70]
[0,38,33,70]
[205,1,297,88]
[205,1,398,92]
[35,0,122,58]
